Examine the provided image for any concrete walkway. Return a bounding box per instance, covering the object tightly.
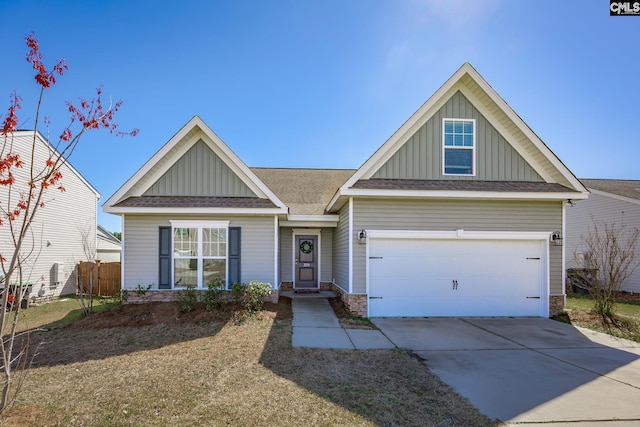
[290,298,394,350]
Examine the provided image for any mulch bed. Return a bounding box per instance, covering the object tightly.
[70,299,292,330]
[66,295,377,331]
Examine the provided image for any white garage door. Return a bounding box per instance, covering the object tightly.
[368,238,546,317]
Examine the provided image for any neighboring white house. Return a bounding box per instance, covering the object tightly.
[0,130,101,300]
[97,225,122,263]
[566,179,640,293]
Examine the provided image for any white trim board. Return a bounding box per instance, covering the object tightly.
[365,229,553,241]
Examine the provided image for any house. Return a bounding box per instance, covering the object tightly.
[0,130,101,300]
[104,63,588,318]
[566,179,640,293]
[97,225,122,263]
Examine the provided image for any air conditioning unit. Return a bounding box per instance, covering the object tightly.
[50,262,64,287]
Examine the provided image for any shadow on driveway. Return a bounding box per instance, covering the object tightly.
[373,317,640,424]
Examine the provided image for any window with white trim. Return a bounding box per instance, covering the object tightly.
[171,221,228,288]
[443,119,475,175]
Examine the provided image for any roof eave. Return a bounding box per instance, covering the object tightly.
[335,188,588,201]
[587,188,640,206]
[103,206,288,215]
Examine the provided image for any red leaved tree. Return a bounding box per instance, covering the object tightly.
[0,33,137,411]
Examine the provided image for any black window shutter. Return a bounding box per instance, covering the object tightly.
[158,226,171,289]
[228,227,241,288]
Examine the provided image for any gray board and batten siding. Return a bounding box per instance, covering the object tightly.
[350,198,563,295]
[332,202,351,292]
[372,91,544,182]
[123,215,276,289]
[144,139,257,197]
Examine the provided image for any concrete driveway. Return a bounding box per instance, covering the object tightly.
[373,317,640,425]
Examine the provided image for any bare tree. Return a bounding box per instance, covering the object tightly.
[573,220,640,318]
[0,33,136,411]
[78,222,97,315]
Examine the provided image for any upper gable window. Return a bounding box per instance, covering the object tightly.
[443,119,475,176]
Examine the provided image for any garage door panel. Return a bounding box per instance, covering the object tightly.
[371,278,458,298]
[368,237,546,317]
[369,296,542,317]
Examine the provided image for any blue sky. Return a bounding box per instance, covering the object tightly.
[0,1,638,232]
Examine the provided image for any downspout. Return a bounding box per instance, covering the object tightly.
[348,197,353,293]
[274,216,279,289]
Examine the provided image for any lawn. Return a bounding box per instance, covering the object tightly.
[559,294,640,342]
[1,298,494,426]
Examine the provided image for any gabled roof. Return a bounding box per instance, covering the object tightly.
[252,168,355,215]
[97,224,122,246]
[104,116,288,214]
[580,178,640,204]
[327,63,588,211]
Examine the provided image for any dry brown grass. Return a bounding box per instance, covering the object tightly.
[1,299,495,426]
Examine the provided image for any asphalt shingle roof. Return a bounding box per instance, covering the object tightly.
[352,179,577,193]
[114,196,277,209]
[580,179,640,201]
[252,167,356,215]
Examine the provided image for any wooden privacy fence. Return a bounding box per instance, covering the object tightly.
[77,261,121,296]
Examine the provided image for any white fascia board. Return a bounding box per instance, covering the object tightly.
[589,189,640,206]
[286,214,339,222]
[194,119,287,209]
[281,214,340,227]
[103,116,288,210]
[462,67,587,193]
[337,65,472,193]
[103,206,288,215]
[280,221,338,228]
[337,188,588,201]
[367,229,553,241]
[104,117,201,208]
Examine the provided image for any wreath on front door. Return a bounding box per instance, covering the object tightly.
[299,240,314,254]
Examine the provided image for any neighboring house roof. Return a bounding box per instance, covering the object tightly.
[580,179,640,203]
[97,225,122,253]
[12,130,101,199]
[327,62,588,211]
[252,168,355,215]
[97,225,121,246]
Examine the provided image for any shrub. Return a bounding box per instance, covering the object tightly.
[178,285,198,313]
[202,279,225,312]
[134,284,153,301]
[230,282,245,301]
[119,289,129,305]
[242,280,272,314]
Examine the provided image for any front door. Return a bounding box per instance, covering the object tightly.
[295,235,318,289]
